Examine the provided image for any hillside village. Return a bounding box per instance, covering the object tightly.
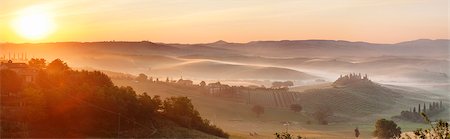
[332,73,371,87]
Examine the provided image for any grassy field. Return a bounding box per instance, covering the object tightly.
[113,79,448,139]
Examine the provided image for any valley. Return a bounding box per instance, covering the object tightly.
[1,39,449,138]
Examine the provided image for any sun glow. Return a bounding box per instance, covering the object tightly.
[12,6,56,40]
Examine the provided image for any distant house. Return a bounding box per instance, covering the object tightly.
[0,60,38,83]
[0,60,33,136]
[177,79,193,86]
[208,82,231,95]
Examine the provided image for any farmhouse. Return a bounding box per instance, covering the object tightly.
[0,60,38,83]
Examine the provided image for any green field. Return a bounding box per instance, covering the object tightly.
[113,79,448,138]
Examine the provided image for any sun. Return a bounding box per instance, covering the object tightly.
[12,6,56,40]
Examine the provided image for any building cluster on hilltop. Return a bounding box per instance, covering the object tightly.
[332,73,370,87]
[1,60,38,83]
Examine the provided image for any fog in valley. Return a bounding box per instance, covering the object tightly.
[1,39,449,138]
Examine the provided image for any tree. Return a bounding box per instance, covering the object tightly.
[355,127,360,138]
[28,58,46,69]
[163,96,198,126]
[274,132,303,139]
[251,105,265,117]
[199,81,206,87]
[290,104,302,113]
[0,58,230,138]
[136,73,148,82]
[373,119,401,139]
[137,93,161,119]
[163,96,229,138]
[47,59,70,74]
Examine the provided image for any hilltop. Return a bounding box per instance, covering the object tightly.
[151,61,316,80]
[293,73,437,120]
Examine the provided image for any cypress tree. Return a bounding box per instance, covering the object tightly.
[423,103,426,112]
[419,104,421,113]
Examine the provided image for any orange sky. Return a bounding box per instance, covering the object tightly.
[0,0,448,44]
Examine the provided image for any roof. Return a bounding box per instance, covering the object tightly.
[1,62,29,69]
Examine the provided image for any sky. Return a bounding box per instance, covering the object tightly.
[0,0,448,44]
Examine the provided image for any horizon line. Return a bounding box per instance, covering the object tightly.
[1,38,449,45]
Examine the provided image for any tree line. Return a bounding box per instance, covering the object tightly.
[1,58,228,138]
[392,101,445,123]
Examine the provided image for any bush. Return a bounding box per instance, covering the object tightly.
[274,132,304,139]
[410,113,449,139]
[372,119,401,139]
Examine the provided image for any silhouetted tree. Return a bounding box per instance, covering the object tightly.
[136,73,148,82]
[137,93,161,120]
[163,96,228,138]
[274,132,303,139]
[28,58,46,69]
[200,81,206,87]
[355,127,360,138]
[373,119,401,139]
[46,59,70,74]
[419,104,421,113]
[2,59,229,138]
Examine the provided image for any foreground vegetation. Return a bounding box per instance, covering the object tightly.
[273,113,449,139]
[1,59,228,138]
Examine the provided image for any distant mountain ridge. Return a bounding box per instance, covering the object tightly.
[1,39,448,57]
[1,39,447,81]
[202,39,449,57]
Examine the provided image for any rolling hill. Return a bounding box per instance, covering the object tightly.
[203,39,450,58]
[291,74,447,122]
[112,76,448,139]
[151,61,317,80]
